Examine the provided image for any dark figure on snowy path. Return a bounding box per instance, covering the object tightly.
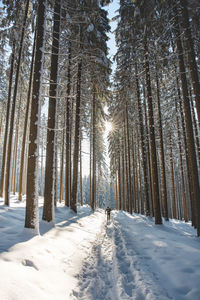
[105,207,111,222]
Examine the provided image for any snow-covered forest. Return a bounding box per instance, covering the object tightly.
[0,0,200,299]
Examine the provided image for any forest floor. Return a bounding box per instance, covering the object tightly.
[0,195,200,300]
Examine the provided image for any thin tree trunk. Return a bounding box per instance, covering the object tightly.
[11,94,22,194]
[59,129,64,202]
[175,94,188,222]
[125,104,132,214]
[144,39,162,224]
[118,149,122,210]
[18,32,36,201]
[80,132,83,206]
[65,44,71,207]
[25,0,46,231]
[43,0,61,222]
[135,62,150,216]
[190,98,200,167]
[0,43,15,198]
[155,68,168,220]
[91,86,96,210]
[122,144,125,211]
[169,134,177,219]
[4,0,30,205]
[71,60,82,213]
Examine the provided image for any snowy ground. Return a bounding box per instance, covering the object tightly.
[0,195,200,300]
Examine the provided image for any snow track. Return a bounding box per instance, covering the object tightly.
[72,213,172,300]
[71,220,118,300]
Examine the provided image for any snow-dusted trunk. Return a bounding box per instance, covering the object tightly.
[124,123,129,212]
[4,0,30,206]
[155,68,168,221]
[144,38,162,224]
[143,93,154,216]
[91,86,96,210]
[135,62,150,216]
[122,144,125,211]
[190,98,200,167]
[18,33,36,201]
[131,133,136,213]
[176,73,192,220]
[59,129,65,202]
[173,5,200,235]
[43,0,61,222]
[80,133,83,206]
[169,134,177,219]
[25,0,46,231]
[174,95,188,222]
[125,104,132,214]
[11,95,22,194]
[71,60,82,213]
[0,43,15,198]
[179,0,200,126]
[65,45,71,207]
[117,147,122,211]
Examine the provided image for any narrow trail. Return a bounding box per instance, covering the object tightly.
[71,213,172,300]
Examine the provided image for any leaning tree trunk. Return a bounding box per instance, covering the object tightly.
[173,5,200,235]
[4,0,30,206]
[43,0,61,222]
[25,0,46,231]
[144,39,162,224]
[0,43,15,198]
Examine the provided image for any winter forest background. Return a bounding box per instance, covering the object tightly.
[0,0,200,237]
[0,0,200,299]
[0,0,200,234]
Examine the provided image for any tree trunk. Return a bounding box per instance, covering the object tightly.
[65,44,71,207]
[91,86,96,210]
[144,39,162,224]
[118,149,122,210]
[59,129,64,203]
[18,33,36,201]
[71,60,82,213]
[173,5,200,235]
[25,0,46,231]
[4,0,30,205]
[169,134,177,219]
[175,96,188,222]
[179,0,200,125]
[155,68,168,220]
[43,0,61,222]
[135,62,150,216]
[0,43,15,198]
[80,134,83,206]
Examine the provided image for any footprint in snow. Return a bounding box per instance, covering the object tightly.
[22,259,39,271]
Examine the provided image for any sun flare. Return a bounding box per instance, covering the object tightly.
[105,121,113,134]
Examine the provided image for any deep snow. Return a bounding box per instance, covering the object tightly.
[0,195,200,300]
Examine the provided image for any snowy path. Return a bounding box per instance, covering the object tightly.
[1,198,200,300]
[72,213,172,300]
